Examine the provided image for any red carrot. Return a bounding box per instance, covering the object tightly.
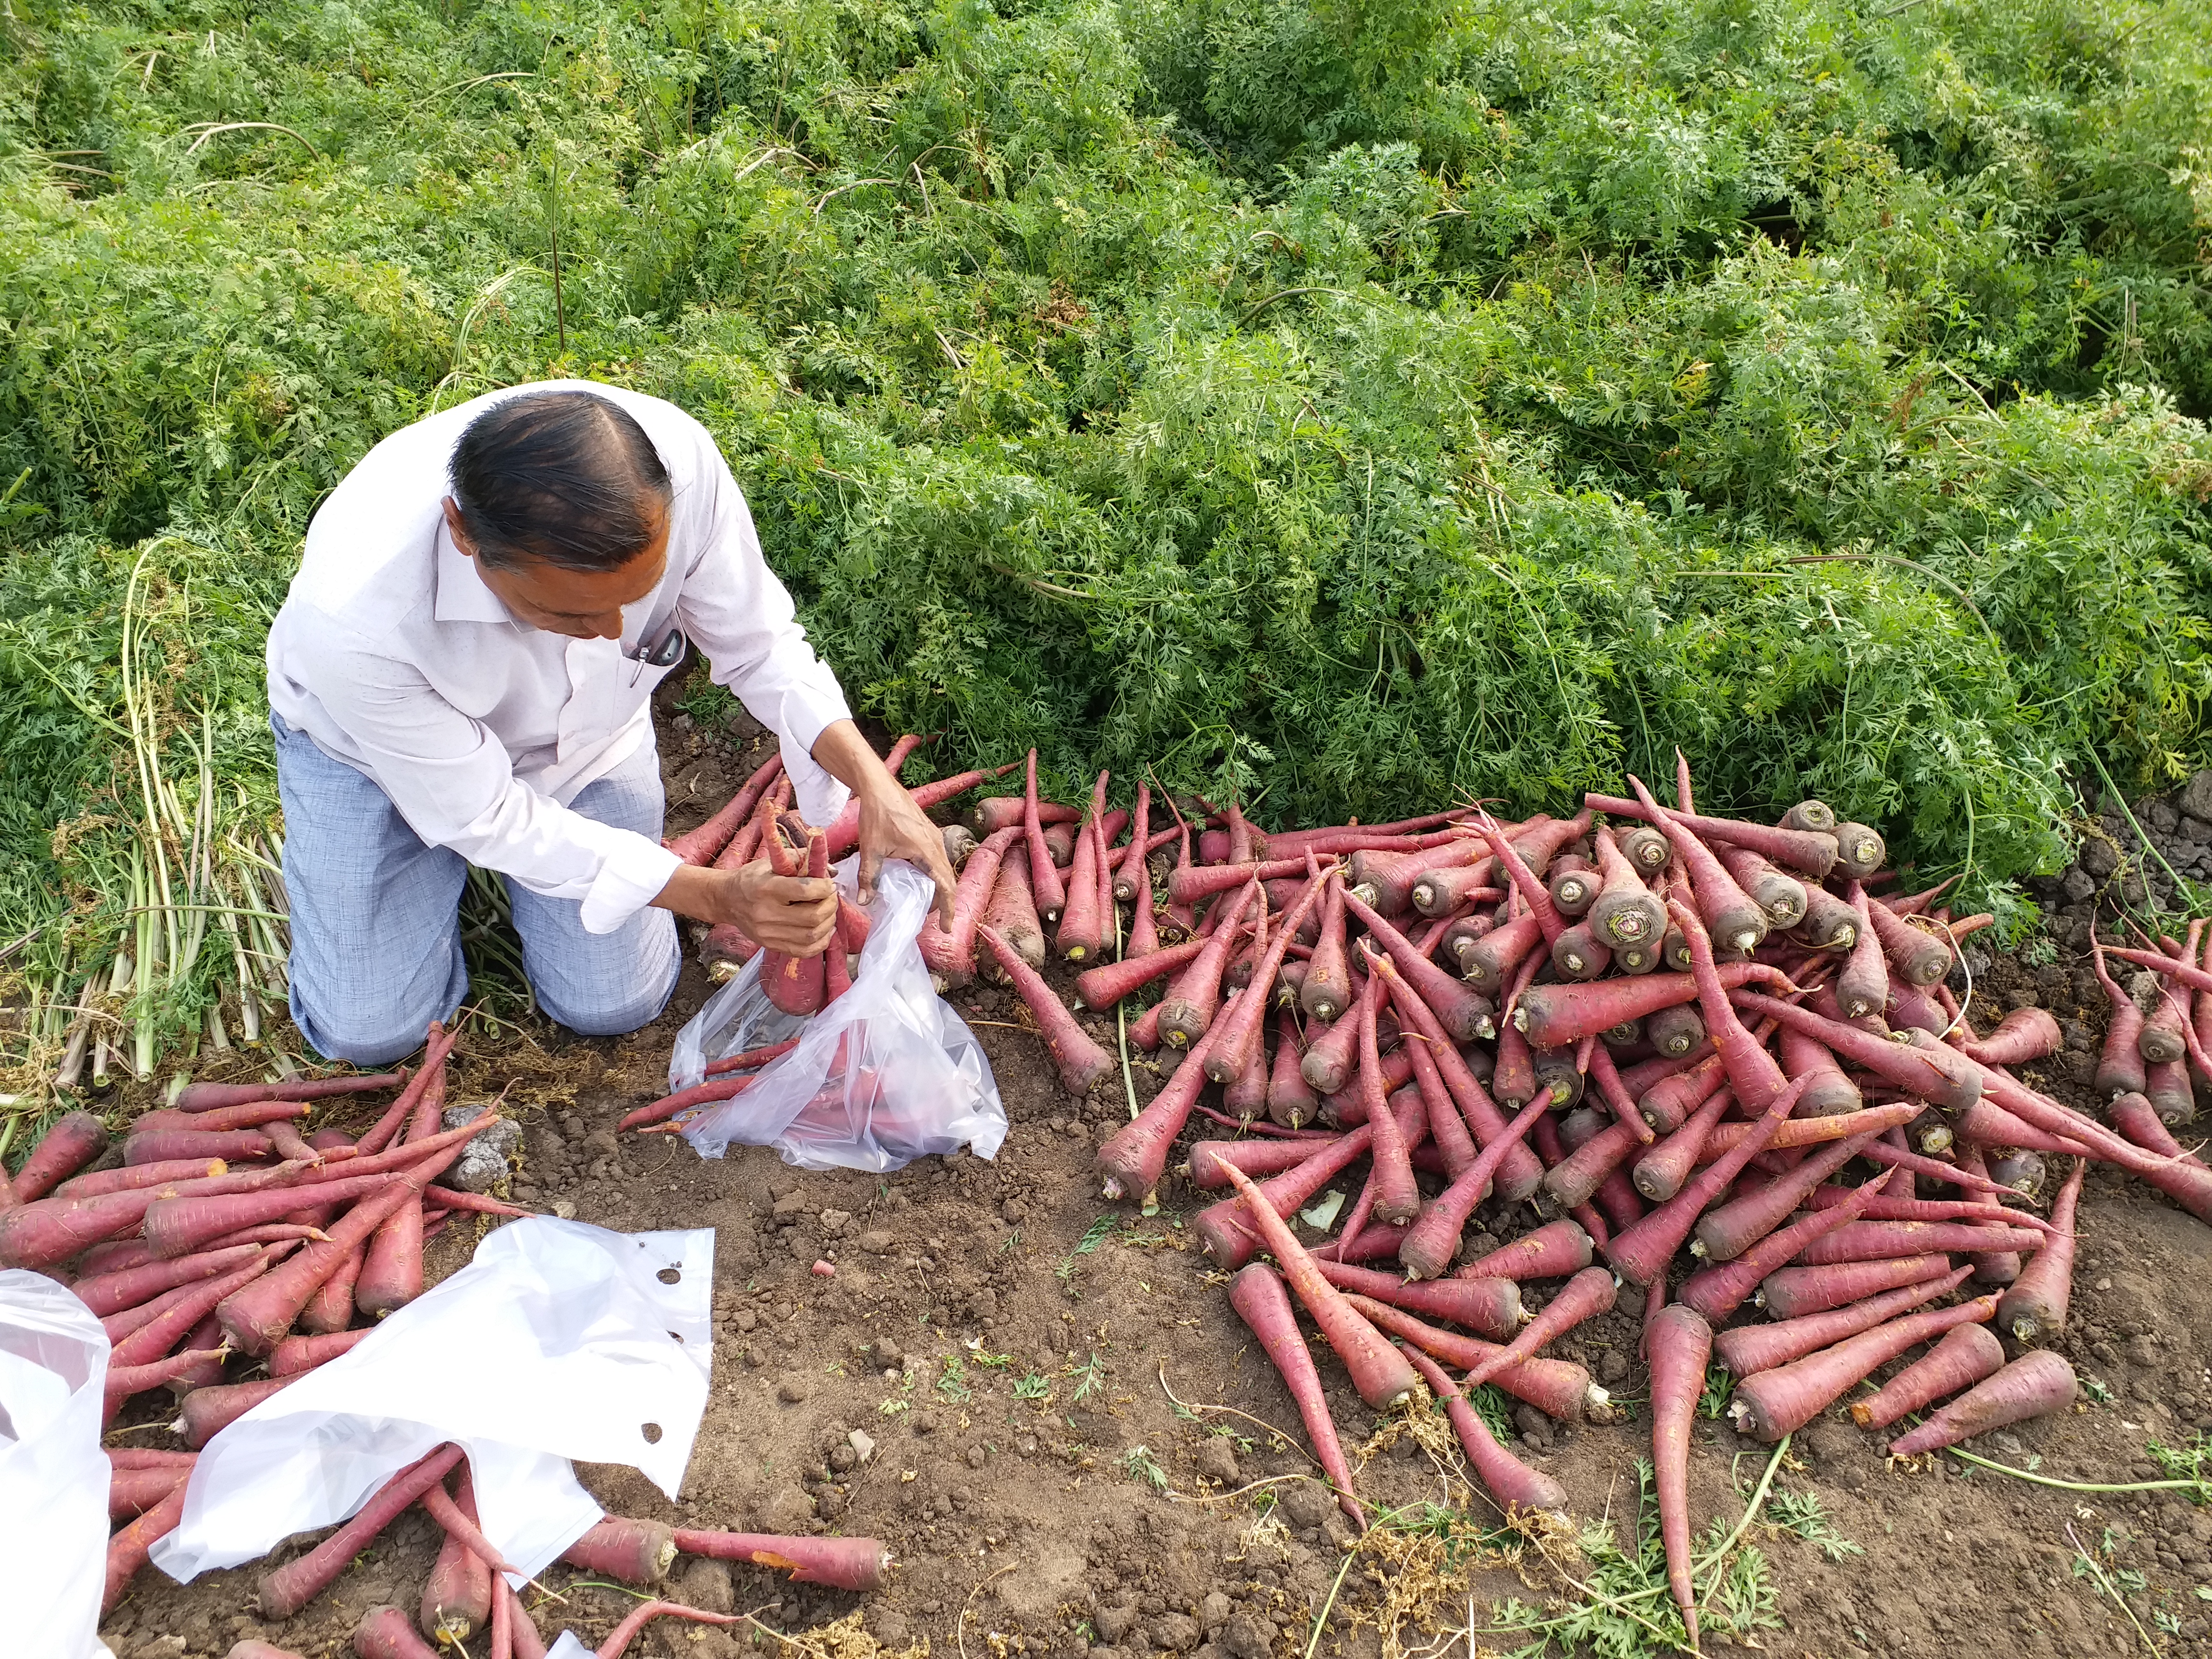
[355,1187,425,1322]
[1229,1264,1365,1528]
[1395,1092,1551,1282]
[111,1251,277,1366]
[2091,938,2150,1099]
[1466,1266,1617,1388]
[1353,980,1421,1226]
[108,1447,200,1471]
[1849,1323,2006,1430]
[1056,810,1107,961]
[133,1100,312,1135]
[1995,1156,2083,1342]
[1730,990,1982,1110]
[419,1476,533,1585]
[109,1463,192,1519]
[1623,781,1769,955]
[1631,1086,1734,1204]
[1097,994,1242,1204]
[1693,1100,1922,1163]
[13,1111,109,1201]
[1219,1160,1419,1408]
[560,1515,678,1584]
[1191,1100,1404,1267]
[1268,1007,1322,1129]
[1886,1349,2078,1455]
[1513,969,1787,1057]
[271,1326,372,1377]
[670,1529,890,1590]
[173,1072,403,1113]
[1668,900,1787,1112]
[1207,871,1328,1084]
[419,1462,497,1644]
[2108,1090,2208,1167]
[1309,1259,1522,1339]
[1759,1250,1954,1320]
[975,793,1078,835]
[1021,750,1067,921]
[1728,1293,2000,1441]
[1604,1076,1807,1287]
[352,1605,445,1659]
[175,1374,299,1446]
[1373,954,1545,1204]
[1792,1219,2044,1267]
[1397,1342,1568,1516]
[1406,1030,1477,1178]
[1958,1006,2064,1067]
[1584,793,1839,877]
[1681,1181,1911,1322]
[589,1602,738,1659]
[75,1241,265,1318]
[354,1037,456,1157]
[105,1479,189,1611]
[978,923,1114,1098]
[301,1239,368,1335]
[218,1157,454,1354]
[1715,1264,1974,1376]
[1074,938,1204,1011]
[1646,1302,1712,1649]
[1157,880,1257,1047]
[1458,1219,1594,1282]
[1344,1296,1601,1421]
[1690,1128,1891,1262]
[124,1128,274,1166]
[56,1156,234,1202]
[1863,895,1954,987]
[664,752,785,866]
[105,1346,231,1424]
[1341,888,1491,1043]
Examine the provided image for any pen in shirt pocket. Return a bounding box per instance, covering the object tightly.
[625,620,687,685]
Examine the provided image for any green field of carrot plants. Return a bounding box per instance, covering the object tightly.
[2,0,2210,1082]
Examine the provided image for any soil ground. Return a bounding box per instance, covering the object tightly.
[95,699,2212,1659]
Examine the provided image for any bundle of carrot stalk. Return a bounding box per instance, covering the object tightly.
[112,1441,887,1658]
[724,746,2205,1651]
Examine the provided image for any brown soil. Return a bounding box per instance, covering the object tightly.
[96,704,2212,1659]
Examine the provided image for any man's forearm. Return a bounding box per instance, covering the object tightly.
[809,718,895,798]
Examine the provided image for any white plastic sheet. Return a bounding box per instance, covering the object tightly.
[153,1219,713,1587]
[676,860,1006,1171]
[0,1270,116,1659]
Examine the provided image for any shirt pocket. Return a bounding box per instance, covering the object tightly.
[557,637,655,762]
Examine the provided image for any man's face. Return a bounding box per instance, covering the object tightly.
[444,495,669,640]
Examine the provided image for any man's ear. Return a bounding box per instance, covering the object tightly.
[442,496,478,560]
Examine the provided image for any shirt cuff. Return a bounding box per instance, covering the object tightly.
[579,835,685,936]
[772,686,854,829]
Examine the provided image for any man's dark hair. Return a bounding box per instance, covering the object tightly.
[449,389,672,572]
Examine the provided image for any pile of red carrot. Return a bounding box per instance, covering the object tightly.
[112,1440,886,1657]
[863,750,2206,1648]
[0,1048,896,1643]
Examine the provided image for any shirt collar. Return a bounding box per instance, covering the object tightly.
[433,516,521,625]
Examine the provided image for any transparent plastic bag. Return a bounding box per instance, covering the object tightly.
[0,1271,116,1659]
[676,860,1006,1172]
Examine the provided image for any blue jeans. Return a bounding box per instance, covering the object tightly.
[272,712,681,1065]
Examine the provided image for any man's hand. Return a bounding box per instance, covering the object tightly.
[652,861,838,955]
[813,719,960,929]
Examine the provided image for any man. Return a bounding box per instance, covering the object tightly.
[265,382,955,1064]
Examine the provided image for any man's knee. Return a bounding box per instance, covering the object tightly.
[531,918,680,1037]
[289,942,463,1066]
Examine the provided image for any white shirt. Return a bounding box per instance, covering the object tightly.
[266,381,853,934]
